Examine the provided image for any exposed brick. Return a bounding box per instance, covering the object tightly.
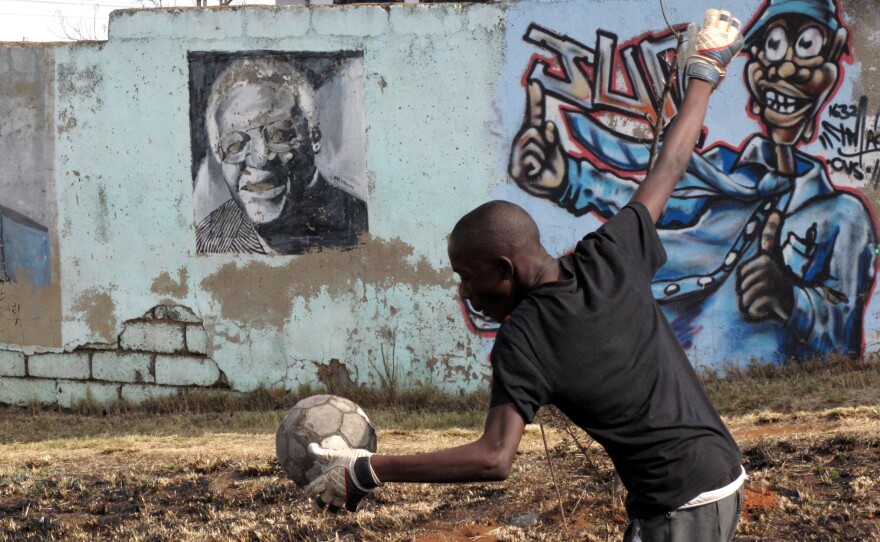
[120,321,185,353]
[152,305,202,324]
[120,384,180,404]
[185,326,209,355]
[0,377,57,406]
[155,356,221,387]
[93,352,153,383]
[0,350,26,377]
[28,352,90,380]
[55,380,120,408]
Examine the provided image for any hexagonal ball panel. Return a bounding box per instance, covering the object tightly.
[275,394,377,487]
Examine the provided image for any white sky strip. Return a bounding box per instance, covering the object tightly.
[0,0,255,41]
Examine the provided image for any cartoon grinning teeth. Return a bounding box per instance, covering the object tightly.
[763,89,807,113]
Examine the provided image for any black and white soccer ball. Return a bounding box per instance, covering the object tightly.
[275,394,378,487]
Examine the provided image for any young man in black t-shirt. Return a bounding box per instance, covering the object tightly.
[305,9,746,542]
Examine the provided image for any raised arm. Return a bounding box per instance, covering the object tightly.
[630,81,714,221]
[631,9,744,222]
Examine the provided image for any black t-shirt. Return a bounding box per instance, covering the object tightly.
[489,203,742,518]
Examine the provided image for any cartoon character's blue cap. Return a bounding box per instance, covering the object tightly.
[744,0,840,47]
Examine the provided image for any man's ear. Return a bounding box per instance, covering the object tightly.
[828,27,848,65]
[311,124,322,154]
[497,257,514,280]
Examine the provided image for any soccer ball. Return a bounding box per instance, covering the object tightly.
[276,394,378,487]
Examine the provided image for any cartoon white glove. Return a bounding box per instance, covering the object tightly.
[304,443,382,514]
[682,9,744,88]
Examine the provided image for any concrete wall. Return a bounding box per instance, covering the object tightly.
[1,0,879,406]
[0,46,60,349]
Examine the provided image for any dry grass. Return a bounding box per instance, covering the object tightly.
[1,358,880,541]
[702,354,880,416]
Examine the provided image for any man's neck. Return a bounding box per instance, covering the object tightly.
[530,256,569,289]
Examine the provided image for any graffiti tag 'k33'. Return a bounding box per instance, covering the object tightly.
[819,97,880,186]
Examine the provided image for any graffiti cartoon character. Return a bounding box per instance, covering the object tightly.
[509,0,877,367]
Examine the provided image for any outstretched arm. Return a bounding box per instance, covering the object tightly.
[371,402,526,483]
[631,9,743,222]
[304,402,527,513]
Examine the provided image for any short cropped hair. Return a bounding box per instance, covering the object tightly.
[450,200,542,256]
[205,56,318,155]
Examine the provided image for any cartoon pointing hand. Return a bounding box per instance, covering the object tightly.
[509,80,566,197]
[736,211,794,322]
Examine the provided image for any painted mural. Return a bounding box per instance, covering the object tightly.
[502,0,879,368]
[189,51,368,255]
[0,206,51,288]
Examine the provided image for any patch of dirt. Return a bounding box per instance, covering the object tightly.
[738,422,838,440]
[413,520,499,541]
[1,410,879,541]
[743,487,778,519]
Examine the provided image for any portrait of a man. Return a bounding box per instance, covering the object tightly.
[189,52,368,255]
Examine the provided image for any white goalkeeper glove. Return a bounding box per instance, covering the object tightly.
[681,9,744,88]
[304,443,382,514]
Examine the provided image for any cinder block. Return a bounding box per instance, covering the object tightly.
[55,380,120,408]
[110,9,243,40]
[107,11,170,40]
[0,377,57,406]
[0,350,26,377]
[120,384,180,404]
[152,305,202,323]
[185,326,209,355]
[120,321,185,354]
[247,8,311,38]
[466,4,503,33]
[389,5,462,35]
[312,6,388,37]
[28,352,90,380]
[155,356,221,387]
[92,352,153,383]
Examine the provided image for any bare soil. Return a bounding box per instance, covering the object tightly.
[1,406,879,541]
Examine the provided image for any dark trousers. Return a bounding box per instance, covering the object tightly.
[623,485,744,542]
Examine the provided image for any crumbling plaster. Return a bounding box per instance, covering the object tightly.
[52,3,506,394]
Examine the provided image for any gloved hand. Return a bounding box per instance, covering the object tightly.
[304,443,382,513]
[682,9,744,88]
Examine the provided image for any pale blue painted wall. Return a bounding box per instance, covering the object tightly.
[2,0,879,404]
[53,4,507,393]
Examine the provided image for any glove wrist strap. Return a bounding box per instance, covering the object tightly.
[685,60,723,88]
[354,456,382,489]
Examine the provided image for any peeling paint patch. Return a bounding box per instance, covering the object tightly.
[0,280,61,348]
[72,288,116,343]
[201,236,453,328]
[57,107,77,134]
[315,358,356,390]
[848,2,880,98]
[95,185,109,243]
[151,268,189,298]
[57,64,104,101]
